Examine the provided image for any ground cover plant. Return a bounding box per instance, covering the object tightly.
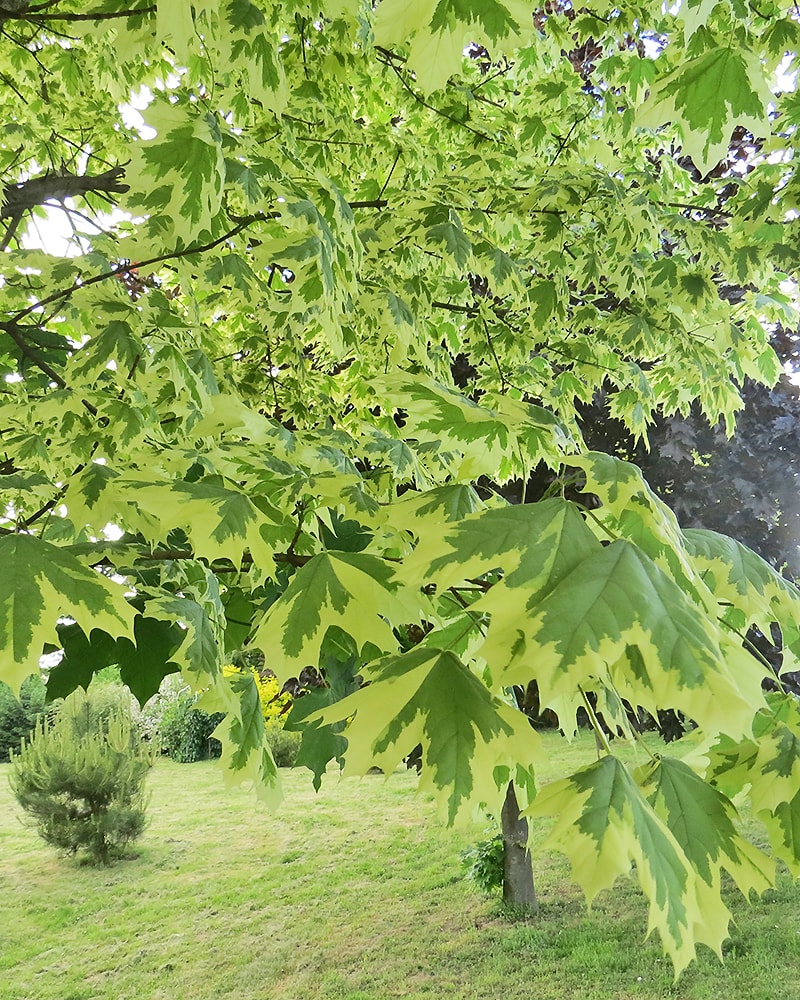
[2,733,800,1000]
[1,0,800,972]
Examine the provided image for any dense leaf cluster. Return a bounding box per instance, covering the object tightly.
[0,0,799,971]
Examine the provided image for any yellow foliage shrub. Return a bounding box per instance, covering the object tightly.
[222,665,291,723]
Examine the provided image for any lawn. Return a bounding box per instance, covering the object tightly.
[1,730,799,1000]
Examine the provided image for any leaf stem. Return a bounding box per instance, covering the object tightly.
[578,686,612,755]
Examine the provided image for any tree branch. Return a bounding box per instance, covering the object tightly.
[0,212,22,252]
[432,300,478,315]
[1,166,129,218]
[89,547,313,570]
[0,321,99,414]
[668,202,732,221]
[376,47,491,141]
[0,4,156,22]
[9,212,269,323]
[348,199,388,209]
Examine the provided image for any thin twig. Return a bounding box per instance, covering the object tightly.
[378,147,402,201]
[9,213,268,323]
[376,50,491,141]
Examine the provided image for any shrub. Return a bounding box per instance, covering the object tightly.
[223,664,291,723]
[157,691,224,762]
[10,685,154,864]
[264,720,302,767]
[461,833,504,893]
[0,674,48,762]
[137,672,184,745]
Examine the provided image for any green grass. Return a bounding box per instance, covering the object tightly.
[1,731,799,1000]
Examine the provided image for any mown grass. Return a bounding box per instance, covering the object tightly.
[1,730,799,1000]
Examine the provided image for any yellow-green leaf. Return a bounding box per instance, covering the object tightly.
[0,534,135,693]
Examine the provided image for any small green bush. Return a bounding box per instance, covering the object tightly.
[158,692,224,762]
[264,720,302,767]
[0,674,48,762]
[461,833,504,892]
[10,685,154,864]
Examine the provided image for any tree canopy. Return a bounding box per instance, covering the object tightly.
[1,0,800,973]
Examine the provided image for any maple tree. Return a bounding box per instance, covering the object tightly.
[1,0,800,973]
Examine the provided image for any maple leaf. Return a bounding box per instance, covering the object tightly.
[425,220,472,267]
[567,453,712,605]
[133,101,226,242]
[703,694,800,874]
[528,754,730,974]
[146,596,224,688]
[403,497,598,592]
[156,0,195,60]
[375,375,556,481]
[638,755,774,900]
[375,0,533,92]
[111,476,291,575]
[45,623,119,701]
[115,615,184,706]
[209,670,281,806]
[638,46,773,175]
[509,540,764,736]
[310,647,542,824]
[250,552,415,681]
[0,535,135,694]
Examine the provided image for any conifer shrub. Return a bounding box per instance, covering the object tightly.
[10,685,154,864]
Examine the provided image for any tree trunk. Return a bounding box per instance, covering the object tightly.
[500,780,538,914]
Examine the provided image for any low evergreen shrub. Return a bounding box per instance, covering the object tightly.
[10,685,154,864]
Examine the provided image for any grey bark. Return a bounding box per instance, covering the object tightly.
[1,167,129,218]
[500,780,538,914]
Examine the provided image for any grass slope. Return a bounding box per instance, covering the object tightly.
[1,731,799,1000]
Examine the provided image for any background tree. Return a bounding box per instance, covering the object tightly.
[0,674,47,762]
[0,0,799,971]
[577,332,800,579]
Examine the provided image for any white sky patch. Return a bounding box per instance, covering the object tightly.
[102,523,125,541]
[21,205,82,257]
[775,53,797,92]
[119,86,157,139]
[120,104,156,140]
[784,361,800,386]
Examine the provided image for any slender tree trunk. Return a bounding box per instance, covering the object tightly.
[500,780,538,914]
